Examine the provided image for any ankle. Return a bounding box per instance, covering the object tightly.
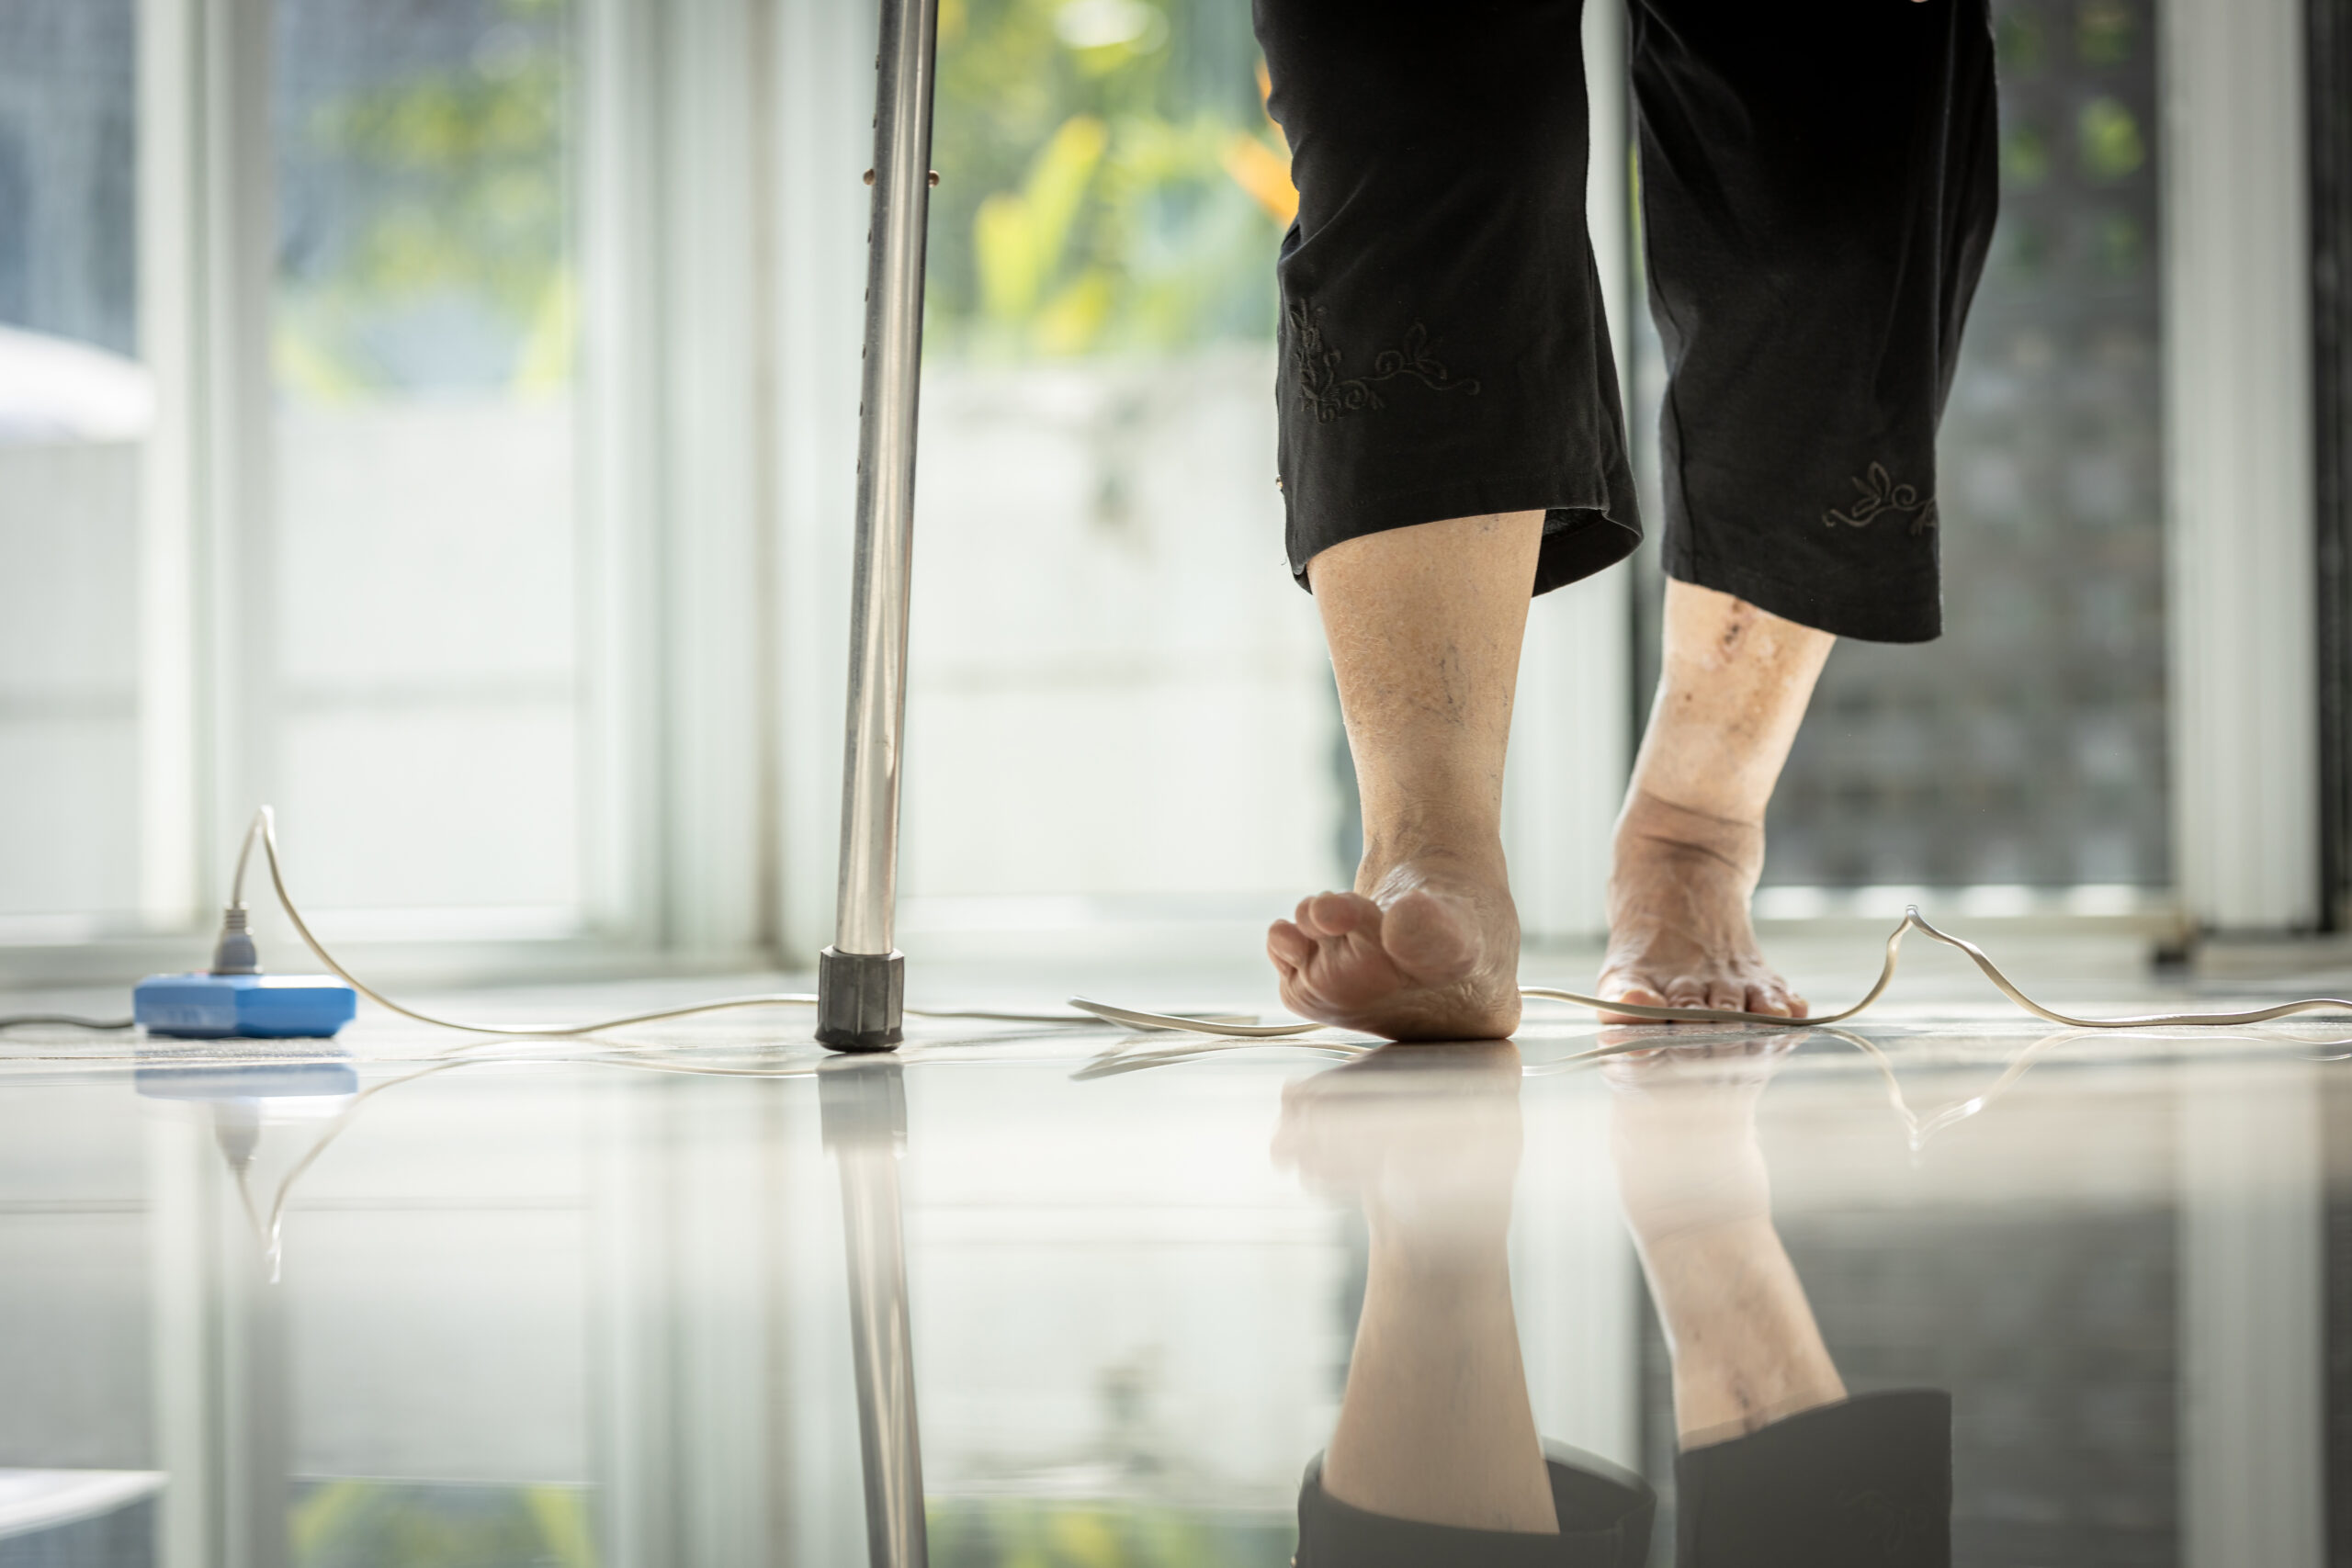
[1355,836,1507,895]
[1611,792,1764,886]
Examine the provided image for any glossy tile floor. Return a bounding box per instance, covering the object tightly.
[0,934,2347,1567]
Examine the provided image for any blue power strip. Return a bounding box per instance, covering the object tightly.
[133,974,357,1039]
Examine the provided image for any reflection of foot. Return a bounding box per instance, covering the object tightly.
[1268,852,1521,1042]
[1598,792,1804,1022]
[1605,1036,1792,1244]
[1601,1032,1793,1101]
[1272,1042,1524,1238]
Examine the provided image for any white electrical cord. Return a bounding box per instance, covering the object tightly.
[224,807,2352,1045]
[1072,905,2352,1038]
[224,807,1103,1036]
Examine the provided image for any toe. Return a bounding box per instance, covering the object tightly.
[1703,980,1746,1013]
[1268,919,1311,973]
[1742,981,1793,1018]
[1306,890,1374,937]
[1665,977,1709,1010]
[1380,887,1476,981]
[1594,976,1669,1023]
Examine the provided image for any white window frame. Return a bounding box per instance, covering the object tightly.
[2,0,804,986]
[2161,0,2322,932]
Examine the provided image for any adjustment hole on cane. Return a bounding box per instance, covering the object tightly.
[928,170,940,186]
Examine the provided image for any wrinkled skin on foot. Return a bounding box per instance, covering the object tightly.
[1267,852,1521,1043]
[1598,792,1807,1023]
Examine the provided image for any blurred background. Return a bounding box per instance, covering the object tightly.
[0,6,2346,1566]
[0,0,2341,980]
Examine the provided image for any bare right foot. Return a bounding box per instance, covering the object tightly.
[1267,851,1522,1042]
[1597,792,1806,1022]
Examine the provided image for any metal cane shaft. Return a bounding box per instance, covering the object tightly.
[835,0,939,960]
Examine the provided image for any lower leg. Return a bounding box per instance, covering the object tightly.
[1325,1204,1558,1529]
[1600,581,1834,1018]
[1268,511,1544,1042]
[1283,1043,1558,1532]
[1607,1043,1845,1446]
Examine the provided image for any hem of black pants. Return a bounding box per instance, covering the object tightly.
[1675,1389,1951,1567]
[1287,471,1643,596]
[1664,552,1941,644]
[1295,1445,1656,1568]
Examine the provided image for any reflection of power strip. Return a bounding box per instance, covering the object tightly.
[132,973,356,1040]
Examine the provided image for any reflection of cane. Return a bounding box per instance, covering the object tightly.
[819,0,942,1053]
[821,1059,930,1568]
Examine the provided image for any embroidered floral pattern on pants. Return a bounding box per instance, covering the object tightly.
[1824,463,1939,535]
[1288,303,1480,423]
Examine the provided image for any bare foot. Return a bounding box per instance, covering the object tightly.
[1267,852,1521,1042]
[1598,792,1805,1023]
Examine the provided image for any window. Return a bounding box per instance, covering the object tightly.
[0,0,143,938]
[898,0,1341,940]
[268,0,586,933]
[0,0,624,970]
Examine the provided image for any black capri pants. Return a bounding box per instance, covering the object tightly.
[1256,0,1999,643]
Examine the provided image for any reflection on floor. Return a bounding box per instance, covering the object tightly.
[0,944,2345,1566]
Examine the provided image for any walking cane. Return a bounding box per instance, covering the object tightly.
[820,0,941,1051]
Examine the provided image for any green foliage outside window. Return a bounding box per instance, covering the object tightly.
[2002,124,2052,187]
[2076,96,2145,181]
[276,0,572,400]
[291,1480,595,1568]
[2076,0,2133,66]
[1997,7,2044,72]
[929,0,1284,360]
[926,1497,1295,1568]
[274,0,1283,391]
